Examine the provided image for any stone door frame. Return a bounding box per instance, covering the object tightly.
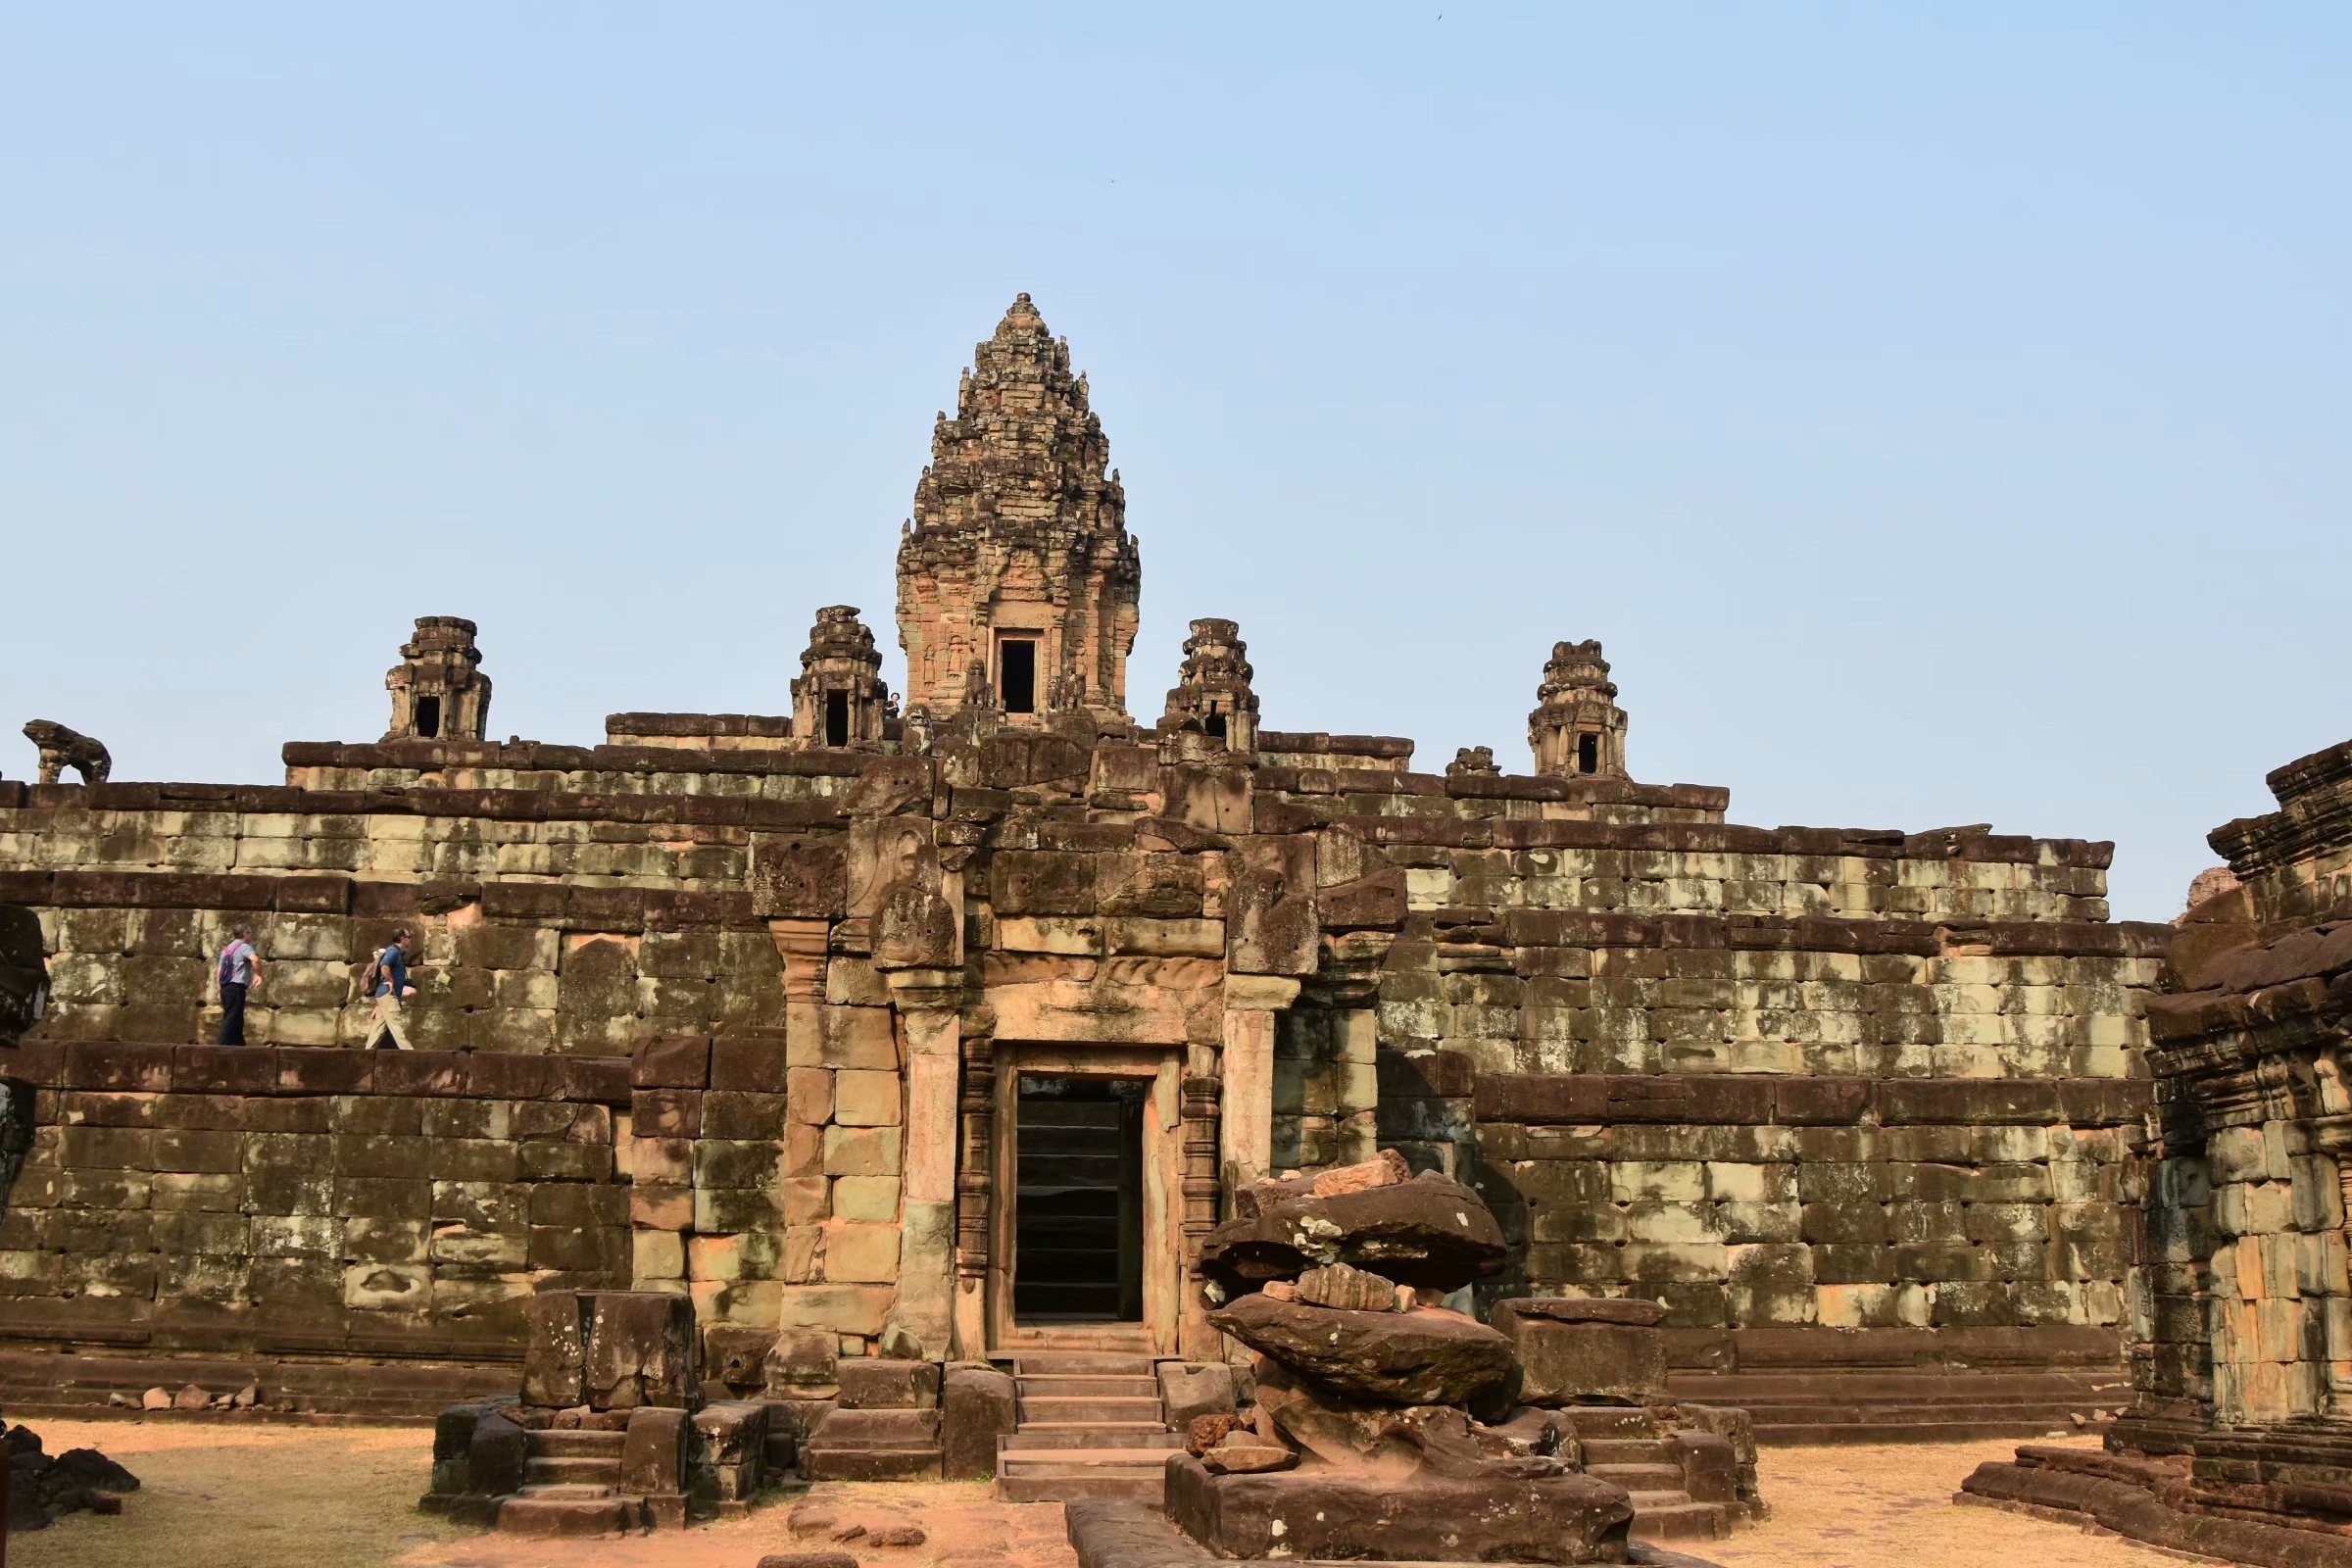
[987,1041,1185,1356]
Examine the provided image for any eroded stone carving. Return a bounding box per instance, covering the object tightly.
[22,719,110,785]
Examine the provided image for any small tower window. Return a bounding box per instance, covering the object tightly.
[825,690,851,747]
[1205,710,1227,741]
[416,696,442,739]
[1577,732,1599,774]
[1000,637,1038,714]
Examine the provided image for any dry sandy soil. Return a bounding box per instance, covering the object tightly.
[11,1420,2182,1568]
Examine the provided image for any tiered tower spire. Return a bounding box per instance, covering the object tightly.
[895,294,1142,726]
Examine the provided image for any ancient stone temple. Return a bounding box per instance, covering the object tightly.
[1966,737,2352,1567]
[0,296,2167,1493]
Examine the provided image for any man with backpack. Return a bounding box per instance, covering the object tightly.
[214,926,261,1046]
[360,928,417,1051]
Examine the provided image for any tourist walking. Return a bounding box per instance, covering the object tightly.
[214,926,261,1045]
[361,928,417,1051]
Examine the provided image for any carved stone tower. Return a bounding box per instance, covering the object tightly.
[791,606,894,749]
[1160,617,1259,756]
[895,294,1142,728]
[385,616,491,743]
[1528,639,1628,779]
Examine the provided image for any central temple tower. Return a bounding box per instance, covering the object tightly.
[895,294,1142,727]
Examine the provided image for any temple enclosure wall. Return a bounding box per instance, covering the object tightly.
[0,738,2167,1414]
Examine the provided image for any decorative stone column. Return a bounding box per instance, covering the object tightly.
[886,967,963,1361]
[1219,976,1299,1195]
[1180,1048,1222,1358]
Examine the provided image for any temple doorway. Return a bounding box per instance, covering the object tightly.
[988,1045,1183,1353]
[1012,1075,1145,1323]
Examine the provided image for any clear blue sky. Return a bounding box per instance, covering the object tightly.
[4,5,2345,921]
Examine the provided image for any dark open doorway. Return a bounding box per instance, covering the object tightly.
[825,690,850,747]
[1000,637,1038,714]
[415,695,442,739]
[1013,1074,1144,1323]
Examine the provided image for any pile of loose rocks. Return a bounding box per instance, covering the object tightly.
[1171,1151,1638,1563]
[4,1420,139,1531]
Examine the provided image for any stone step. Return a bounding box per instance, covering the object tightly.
[1629,1500,1731,1542]
[525,1455,621,1486]
[1586,1463,1687,1491]
[1580,1437,1675,1466]
[1015,1374,1160,1398]
[1005,1425,1181,1449]
[1002,1446,1179,1466]
[803,1446,944,1482]
[529,1430,627,1458]
[1551,1407,1661,1440]
[1763,1417,2090,1446]
[494,1491,642,1539]
[1016,1284,1128,1314]
[1011,1350,1157,1376]
[1735,1400,2094,1426]
[999,1469,1166,1504]
[1019,1395,1163,1424]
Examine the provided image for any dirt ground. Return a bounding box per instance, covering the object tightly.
[10,1420,2183,1568]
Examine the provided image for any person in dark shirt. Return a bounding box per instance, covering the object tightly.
[362,928,416,1051]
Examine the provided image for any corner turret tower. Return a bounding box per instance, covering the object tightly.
[895,294,1142,727]
[385,616,491,742]
[1529,639,1629,779]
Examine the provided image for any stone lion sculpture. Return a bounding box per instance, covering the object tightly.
[23,720,110,785]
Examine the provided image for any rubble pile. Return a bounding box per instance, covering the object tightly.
[3,1420,139,1531]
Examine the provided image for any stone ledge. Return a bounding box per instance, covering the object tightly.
[1474,1072,2150,1128]
[6,1039,632,1102]
[1,869,771,931]
[1492,908,2167,956]
[0,779,850,829]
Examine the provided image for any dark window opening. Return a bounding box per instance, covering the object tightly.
[1014,1074,1145,1323]
[1205,710,1227,741]
[416,696,442,739]
[1578,732,1600,774]
[825,690,850,747]
[1001,638,1038,714]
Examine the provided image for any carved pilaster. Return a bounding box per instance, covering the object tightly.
[1180,1064,1223,1359]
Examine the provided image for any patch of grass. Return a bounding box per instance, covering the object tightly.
[14,1418,466,1568]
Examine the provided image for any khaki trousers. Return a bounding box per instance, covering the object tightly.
[363,993,414,1051]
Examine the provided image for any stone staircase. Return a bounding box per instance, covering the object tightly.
[1556,1408,1739,1543]
[494,1427,647,1537]
[1665,1365,2128,1446]
[996,1348,1178,1503]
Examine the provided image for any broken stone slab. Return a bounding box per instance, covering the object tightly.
[522,1290,591,1407]
[584,1291,699,1409]
[1209,1293,1514,1405]
[1251,1366,1470,1476]
[1186,1413,1246,1456]
[941,1364,1017,1482]
[139,1388,171,1411]
[836,1357,940,1409]
[1157,1362,1237,1432]
[1200,1169,1507,1293]
[171,1385,209,1412]
[619,1406,690,1496]
[1233,1149,1412,1218]
[1164,1452,1633,1564]
[1491,1297,1668,1406]
[1199,1431,1296,1475]
[1296,1261,1399,1311]
[763,1327,841,1397]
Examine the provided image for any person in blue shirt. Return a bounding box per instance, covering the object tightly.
[214,926,261,1045]
[362,927,416,1051]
